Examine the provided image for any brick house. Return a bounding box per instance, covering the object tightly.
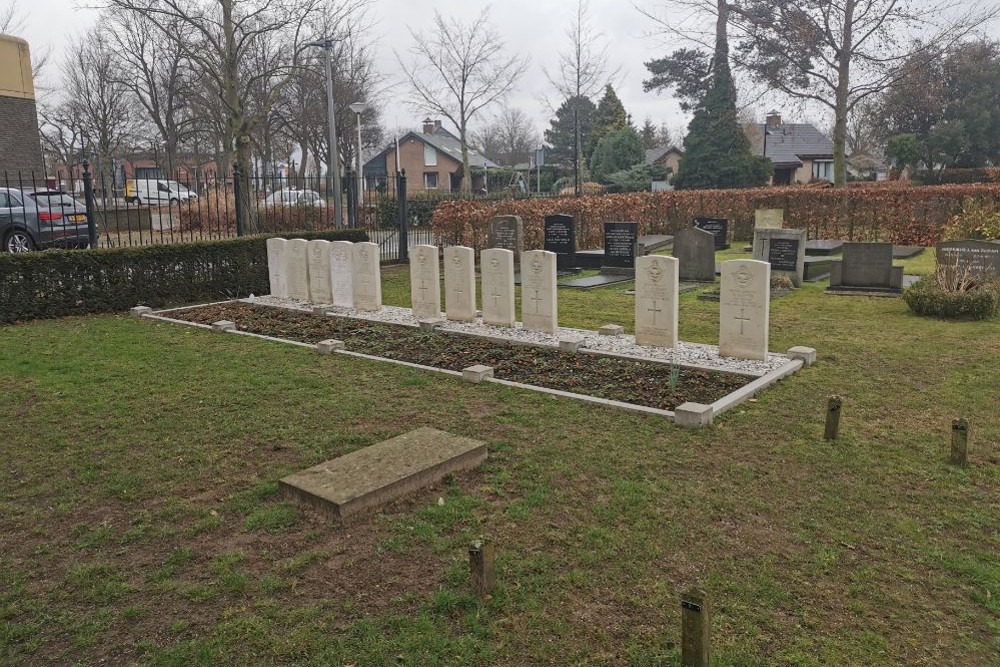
[749,111,835,186]
[0,35,45,177]
[363,119,498,194]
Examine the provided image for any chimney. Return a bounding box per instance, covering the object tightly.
[766,110,782,128]
[434,120,442,131]
[422,118,435,134]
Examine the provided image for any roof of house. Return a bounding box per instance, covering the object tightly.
[364,125,499,176]
[644,145,683,166]
[750,123,834,168]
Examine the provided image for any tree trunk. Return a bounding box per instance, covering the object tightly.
[715,0,730,68]
[833,0,856,188]
[459,121,472,196]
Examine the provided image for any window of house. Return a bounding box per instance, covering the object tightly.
[812,160,833,181]
[424,144,437,167]
[424,172,439,189]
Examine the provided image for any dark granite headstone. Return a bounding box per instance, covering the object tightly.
[935,240,1000,281]
[694,217,730,250]
[488,215,523,261]
[544,214,576,268]
[769,239,800,271]
[673,227,716,282]
[828,242,903,294]
[602,221,638,272]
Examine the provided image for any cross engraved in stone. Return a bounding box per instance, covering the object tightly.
[453,285,465,305]
[418,280,428,300]
[491,288,502,308]
[647,299,662,326]
[530,289,542,314]
[361,273,371,294]
[735,307,751,335]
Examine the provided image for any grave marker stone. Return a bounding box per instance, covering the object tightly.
[351,242,382,311]
[828,242,902,293]
[694,217,730,250]
[329,241,354,309]
[602,221,639,273]
[935,240,1000,282]
[673,227,716,282]
[488,215,523,262]
[719,259,770,360]
[444,246,476,322]
[755,208,784,229]
[634,255,679,348]
[481,248,515,327]
[307,239,334,303]
[753,228,806,287]
[286,238,310,300]
[544,214,576,268]
[409,245,441,319]
[521,250,558,333]
[266,237,288,297]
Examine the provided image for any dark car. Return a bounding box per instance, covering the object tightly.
[0,187,93,252]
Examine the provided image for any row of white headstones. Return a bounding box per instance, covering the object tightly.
[266,238,772,361]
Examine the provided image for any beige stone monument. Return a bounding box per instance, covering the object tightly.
[443,246,476,322]
[307,239,333,303]
[634,255,679,348]
[480,248,515,327]
[520,250,558,334]
[329,241,354,309]
[410,245,441,319]
[351,242,382,311]
[285,238,310,300]
[755,208,784,229]
[719,259,770,360]
[266,237,288,298]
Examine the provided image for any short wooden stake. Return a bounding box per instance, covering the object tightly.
[824,395,842,440]
[468,540,495,597]
[681,588,710,667]
[950,418,969,466]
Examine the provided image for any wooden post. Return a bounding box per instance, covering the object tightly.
[824,395,842,440]
[468,540,495,597]
[951,418,969,466]
[681,588,710,667]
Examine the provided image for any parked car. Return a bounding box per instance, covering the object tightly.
[262,189,325,208]
[124,179,198,206]
[0,187,92,253]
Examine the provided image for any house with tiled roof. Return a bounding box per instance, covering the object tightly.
[363,119,499,194]
[749,111,835,186]
[644,145,684,182]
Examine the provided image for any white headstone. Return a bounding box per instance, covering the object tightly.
[443,246,476,322]
[286,238,310,300]
[634,255,679,348]
[351,242,382,311]
[307,239,333,303]
[410,245,441,319]
[480,248,515,327]
[719,259,770,360]
[329,241,354,309]
[520,250,558,334]
[266,237,288,298]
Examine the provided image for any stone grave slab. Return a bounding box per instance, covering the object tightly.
[266,237,288,298]
[330,241,354,309]
[351,242,382,311]
[544,214,577,270]
[279,427,487,520]
[719,260,770,360]
[560,273,634,289]
[935,239,1000,282]
[634,255,679,348]
[803,257,833,282]
[636,234,674,254]
[286,238,310,300]
[410,245,441,319]
[755,208,784,229]
[753,228,806,287]
[488,215,523,262]
[481,248,515,326]
[307,239,333,303]
[694,217,730,250]
[828,242,902,294]
[521,250,558,333]
[573,249,605,270]
[673,227,716,282]
[892,245,925,259]
[444,246,477,322]
[806,239,844,256]
[602,222,639,274]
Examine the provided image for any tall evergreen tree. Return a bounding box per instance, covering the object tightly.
[544,95,596,168]
[587,84,630,160]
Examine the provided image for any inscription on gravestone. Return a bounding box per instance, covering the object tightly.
[603,221,639,270]
[769,238,800,272]
[694,217,729,250]
[488,215,523,261]
[935,240,1000,281]
[544,214,576,256]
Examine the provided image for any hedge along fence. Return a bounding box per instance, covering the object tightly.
[432,184,1000,252]
[0,229,368,324]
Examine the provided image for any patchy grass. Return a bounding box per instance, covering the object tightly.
[0,250,997,666]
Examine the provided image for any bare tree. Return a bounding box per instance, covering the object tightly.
[39,101,86,188]
[472,106,539,166]
[1,0,24,33]
[399,9,528,195]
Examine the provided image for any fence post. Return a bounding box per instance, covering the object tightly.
[345,170,357,229]
[82,160,98,249]
[233,162,244,237]
[397,170,408,262]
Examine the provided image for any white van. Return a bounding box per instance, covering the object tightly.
[124,179,198,206]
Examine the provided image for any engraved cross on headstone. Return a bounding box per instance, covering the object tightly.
[491,287,502,308]
[453,285,465,304]
[647,299,662,326]
[530,289,542,314]
[735,307,751,335]
[418,280,428,300]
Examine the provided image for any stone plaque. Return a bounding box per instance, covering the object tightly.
[307,239,333,303]
[481,248,515,327]
[755,209,784,229]
[443,246,476,322]
[286,238,310,300]
[544,214,576,257]
[673,227,716,282]
[603,221,639,270]
[409,245,441,319]
[488,215,523,261]
[753,228,806,287]
[266,237,288,298]
[840,242,893,288]
[719,260,770,361]
[634,255,679,348]
[521,250,558,333]
[935,240,1000,281]
[694,217,729,250]
[329,241,354,309]
[351,242,382,311]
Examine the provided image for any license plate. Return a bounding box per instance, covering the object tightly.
[69,214,86,222]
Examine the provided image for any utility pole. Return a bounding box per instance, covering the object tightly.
[308,39,343,227]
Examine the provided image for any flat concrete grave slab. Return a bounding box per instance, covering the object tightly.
[560,273,634,289]
[892,245,925,259]
[803,257,833,281]
[806,239,844,256]
[279,427,487,520]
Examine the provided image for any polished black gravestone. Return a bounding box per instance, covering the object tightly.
[544,214,576,269]
[694,217,730,250]
[561,222,639,289]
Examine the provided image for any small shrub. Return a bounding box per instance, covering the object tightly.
[943,198,1000,241]
[903,274,999,320]
[771,274,795,290]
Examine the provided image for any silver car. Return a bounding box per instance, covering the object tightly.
[0,187,92,252]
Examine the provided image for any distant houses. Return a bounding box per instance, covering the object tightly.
[749,111,835,185]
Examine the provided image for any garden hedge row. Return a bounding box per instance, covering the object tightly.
[432,184,1000,252]
[0,230,368,324]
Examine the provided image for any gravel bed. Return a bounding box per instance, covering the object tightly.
[247,295,787,377]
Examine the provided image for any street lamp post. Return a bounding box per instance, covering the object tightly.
[349,101,368,222]
[306,39,343,227]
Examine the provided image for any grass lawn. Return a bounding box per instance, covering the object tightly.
[1,249,997,666]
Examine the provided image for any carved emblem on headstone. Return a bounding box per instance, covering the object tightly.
[647,263,663,283]
[489,257,500,273]
[736,266,753,287]
[417,248,427,265]
[530,257,543,274]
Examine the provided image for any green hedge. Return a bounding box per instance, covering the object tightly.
[903,278,999,320]
[0,230,369,324]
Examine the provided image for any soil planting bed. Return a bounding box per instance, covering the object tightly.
[168,302,751,410]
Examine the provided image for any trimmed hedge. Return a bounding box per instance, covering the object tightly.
[0,230,368,324]
[903,278,999,320]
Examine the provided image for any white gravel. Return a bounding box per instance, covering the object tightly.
[246,295,788,376]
